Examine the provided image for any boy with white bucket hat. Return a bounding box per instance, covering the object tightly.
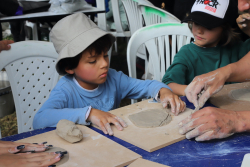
[33,13,186,135]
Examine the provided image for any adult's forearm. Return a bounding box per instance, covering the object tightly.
[227,51,250,82]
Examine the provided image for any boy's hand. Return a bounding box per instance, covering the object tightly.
[237,13,250,36]
[87,108,127,135]
[159,88,186,116]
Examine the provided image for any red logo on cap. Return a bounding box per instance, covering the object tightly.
[196,0,219,9]
[204,0,211,5]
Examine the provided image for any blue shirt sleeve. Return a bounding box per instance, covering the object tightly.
[113,70,172,100]
[33,87,90,129]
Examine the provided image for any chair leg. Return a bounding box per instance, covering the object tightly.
[114,41,118,54]
[108,44,113,63]
[0,127,2,139]
[131,99,137,104]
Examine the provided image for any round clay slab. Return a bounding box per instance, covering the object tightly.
[229,89,250,101]
[128,109,172,128]
[45,147,69,166]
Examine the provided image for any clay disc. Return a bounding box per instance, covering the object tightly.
[229,89,250,102]
[45,147,69,166]
[128,109,172,128]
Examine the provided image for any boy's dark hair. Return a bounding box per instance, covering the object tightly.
[188,21,240,46]
[58,34,113,75]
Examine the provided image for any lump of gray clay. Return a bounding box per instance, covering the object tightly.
[128,109,172,128]
[56,119,83,143]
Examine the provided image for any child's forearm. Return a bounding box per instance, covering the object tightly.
[168,83,187,96]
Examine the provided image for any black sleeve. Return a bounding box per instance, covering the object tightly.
[0,0,19,16]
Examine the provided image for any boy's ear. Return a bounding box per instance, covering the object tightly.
[65,68,75,75]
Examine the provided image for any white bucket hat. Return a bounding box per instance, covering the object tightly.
[50,13,115,75]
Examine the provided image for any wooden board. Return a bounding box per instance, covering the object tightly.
[241,153,250,167]
[16,125,141,167]
[128,158,170,167]
[107,100,193,152]
[210,82,250,111]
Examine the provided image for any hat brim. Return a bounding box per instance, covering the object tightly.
[182,12,225,29]
[56,28,115,75]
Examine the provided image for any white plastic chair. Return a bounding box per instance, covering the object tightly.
[139,4,181,81]
[97,0,131,61]
[0,41,59,135]
[127,23,193,102]
[121,0,153,76]
[139,4,180,25]
[25,21,38,40]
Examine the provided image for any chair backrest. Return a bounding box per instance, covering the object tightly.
[0,41,59,134]
[139,4,180,25]
[127,23,194,81]
[97,0,131,37]
[121,0,153,34]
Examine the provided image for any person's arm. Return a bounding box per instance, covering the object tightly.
[162,47,191,96]
[0,141,50,154]
[33,79,127,136]
[227,51,250,82]
[0,151,62,167]
[168,83,187,96]
[185,51,250,109]
[33,88,90,129]
[178,107,250,141]
[114,69,185,115]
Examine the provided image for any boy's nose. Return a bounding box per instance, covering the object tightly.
[100,56,109,68]
[197,26,204,34]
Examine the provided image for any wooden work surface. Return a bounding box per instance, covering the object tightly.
[16,125,141,167]
[127,158,170,167]
[107,100,193,152]
[210,82,250,111]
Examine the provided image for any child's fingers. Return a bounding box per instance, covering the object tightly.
[109,117,123,131]
[242,13,250,20]
[174,96,181,115]
[237,15,246,24]
[181,101,186,113]
[168,97,177,115]
[114,116,127,128]
[104,122,113,135]
[99,121,108,135]
[174,97,186,116]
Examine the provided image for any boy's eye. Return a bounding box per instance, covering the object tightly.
[104,55,108,58]
[89,60,96,64]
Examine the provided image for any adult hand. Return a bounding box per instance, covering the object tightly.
[87,108,127,135]
[178,107,240,141]
[159,88,186,115]
[0,141,51,155]
[184,68,229,109]
[0,151,62,167]
[0,40,14,52]
[237,13,250,36]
